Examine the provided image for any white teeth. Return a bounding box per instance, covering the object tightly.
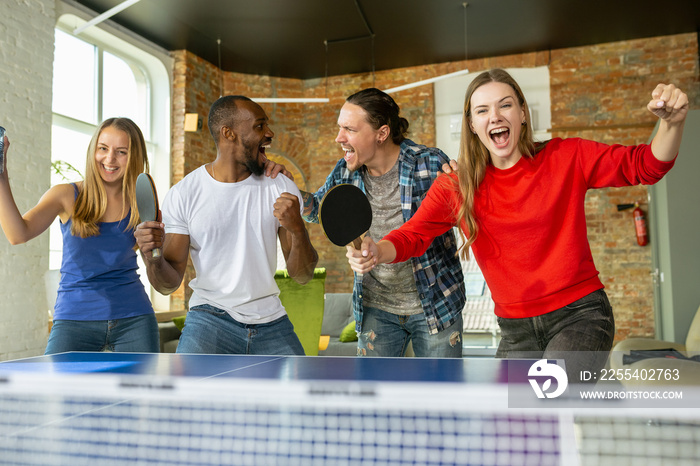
[490,128,508,135]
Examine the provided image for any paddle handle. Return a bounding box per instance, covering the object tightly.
[350,237,363,250]
[152,248,161,258]
[349,236,365,277]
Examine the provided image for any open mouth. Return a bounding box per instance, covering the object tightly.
[342,146,355,162]
[102,164,119,173]
[259,142,270,163]
[489,127,510,148]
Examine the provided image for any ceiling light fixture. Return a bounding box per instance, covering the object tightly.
[252,98,329,103]
[382,69,471,94]
[73,0,142,35]
[240,38,330,104]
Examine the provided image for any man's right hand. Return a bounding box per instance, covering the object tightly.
[134,215,164,261]
[264,159,294,180]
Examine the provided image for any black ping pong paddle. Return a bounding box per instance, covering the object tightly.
[319,183,372,249]
[135,173,161,258]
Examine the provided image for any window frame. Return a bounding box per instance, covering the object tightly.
[51,9,172,311]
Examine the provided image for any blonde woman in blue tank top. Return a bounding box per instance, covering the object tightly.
[0,118,158,354]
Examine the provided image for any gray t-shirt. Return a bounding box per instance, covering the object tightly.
[361,161,422,316]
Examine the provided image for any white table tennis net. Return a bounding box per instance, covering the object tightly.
[1,373,699,466]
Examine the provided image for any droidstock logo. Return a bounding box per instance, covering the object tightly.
[528,360,568,399]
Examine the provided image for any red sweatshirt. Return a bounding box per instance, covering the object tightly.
[384,138,675,319]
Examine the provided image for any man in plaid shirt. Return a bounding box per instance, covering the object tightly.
[302,88,466,357]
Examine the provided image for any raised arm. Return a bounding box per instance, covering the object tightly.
[275,192,318,285]
[0,136,73,244]
[647,83,688,162]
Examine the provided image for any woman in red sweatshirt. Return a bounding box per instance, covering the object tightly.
[347,68,687,382]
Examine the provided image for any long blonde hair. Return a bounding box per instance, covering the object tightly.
[71,117,149,237]
[455,69,536,259]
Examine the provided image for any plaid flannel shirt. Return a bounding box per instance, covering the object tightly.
[304,139,466,334]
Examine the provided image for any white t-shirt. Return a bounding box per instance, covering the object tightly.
[162,165,303,324]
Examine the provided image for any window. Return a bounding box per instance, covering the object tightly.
[51,11,171,310]
[50,29,152,268]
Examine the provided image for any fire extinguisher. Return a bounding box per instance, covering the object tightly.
[616,202,648,246]
[632,203,648,246]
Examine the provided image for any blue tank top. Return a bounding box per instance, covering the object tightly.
[53,185,153,320]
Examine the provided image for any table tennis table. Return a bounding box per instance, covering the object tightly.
[1,352,698,465]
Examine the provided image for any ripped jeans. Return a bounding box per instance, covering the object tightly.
[357,306,463,358]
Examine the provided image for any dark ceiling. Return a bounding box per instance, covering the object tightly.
[72,0,700,80]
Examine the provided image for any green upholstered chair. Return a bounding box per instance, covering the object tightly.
[275,268,326,356]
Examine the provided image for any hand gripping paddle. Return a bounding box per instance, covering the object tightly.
[319,184,372,249]
[135,173,161,258]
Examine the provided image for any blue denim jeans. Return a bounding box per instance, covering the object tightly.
[176,304,305,355]
[495,289,615,383]
[45,314,160,354]
[358,306,463,358]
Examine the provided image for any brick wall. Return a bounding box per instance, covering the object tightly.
[171,34,699,343]
[0,0,56,360]
[550,34,699,341]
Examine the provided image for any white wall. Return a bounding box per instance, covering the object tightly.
[0,0,56,360]
[0,1,173,361]
[650,110,700,343]
[435,67,551,160]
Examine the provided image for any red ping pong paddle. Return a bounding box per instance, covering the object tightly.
[319,184,372,249]
[135,173,161,258]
